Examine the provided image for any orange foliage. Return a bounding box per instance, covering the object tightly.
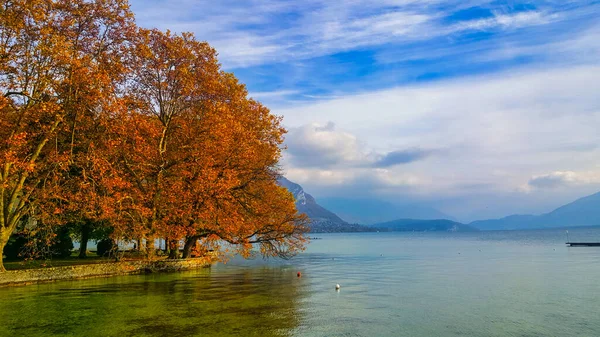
[0,1,307,271]
[0,0,134,270]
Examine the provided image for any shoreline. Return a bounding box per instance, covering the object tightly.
[0,256,215,287]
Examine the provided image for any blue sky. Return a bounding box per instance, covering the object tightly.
[130,0,600,221]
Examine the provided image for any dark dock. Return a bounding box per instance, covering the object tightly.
[566,242,600,247]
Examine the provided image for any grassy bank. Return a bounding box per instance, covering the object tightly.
[0,255,215,287]
[4,256,112,271]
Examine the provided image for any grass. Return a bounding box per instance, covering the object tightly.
[4,254,110,271]
[3,250,152,271]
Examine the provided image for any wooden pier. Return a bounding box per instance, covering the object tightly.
[566,242,600,247]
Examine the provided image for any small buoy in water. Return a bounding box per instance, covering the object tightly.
[335,284,340,290]
[297,271,302,278]
[380,254,383,257]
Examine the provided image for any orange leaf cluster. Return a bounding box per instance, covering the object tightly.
[0,0,307,271]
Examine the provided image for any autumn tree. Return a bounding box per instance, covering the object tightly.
[0,1,307,271]
[100,28,223,257]
[172,74,310,259]
[115,29,308,259]
[0,0,133,271]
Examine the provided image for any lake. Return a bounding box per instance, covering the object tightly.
[2,227,600,336]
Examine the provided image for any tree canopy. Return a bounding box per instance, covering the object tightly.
[0,0,308,271]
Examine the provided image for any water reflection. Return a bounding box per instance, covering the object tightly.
[0,267,306,337]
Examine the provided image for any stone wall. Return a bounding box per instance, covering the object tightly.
[0,256,214,287]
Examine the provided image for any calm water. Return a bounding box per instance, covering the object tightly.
[2,228,600,336]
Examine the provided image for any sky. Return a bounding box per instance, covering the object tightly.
[130,0,600,222]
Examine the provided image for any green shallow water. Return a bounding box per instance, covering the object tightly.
[0,268,303,337]
[2,228,600,336]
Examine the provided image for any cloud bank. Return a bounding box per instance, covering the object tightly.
[279,63,600,220]
[129,0,600,221]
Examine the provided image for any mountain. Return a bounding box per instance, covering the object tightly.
[470,214,537,230]
[318,197,454,225]
[372,219,478,232]
[277,177,346,224]
[471,191,600,230]
[277,177,374,233]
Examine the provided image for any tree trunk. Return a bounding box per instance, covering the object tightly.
[168,239,179,259]
[78,223,90,258]
[0,229,9,272]
[0,239,6,272]
[182,236,198,259]
[146,236,155,258]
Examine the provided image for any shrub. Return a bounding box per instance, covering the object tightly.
[96,238,117,256]
[3,234,28,260]
[50,227,74,258]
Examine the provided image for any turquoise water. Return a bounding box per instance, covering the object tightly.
[2,228,600,336]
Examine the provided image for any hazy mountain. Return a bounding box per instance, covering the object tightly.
[318,197,454,225]
[470,215,537,230]
[470,191,600,230]
[277,177,375,233]
[277,177,346,223]
[372,219,478,232]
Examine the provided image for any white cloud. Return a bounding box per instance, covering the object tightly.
[284,168,356,186]
[527,171,580,189]
[284,122,371,168]
[284,167,426,190]
[527,171,600,190]
[128,0,600,221]
[373,22,600,68]
[372,168,427,188]
[284,122,439,169]
[276,63,600,219]
[129,0,569,68]
[449,11,557,32]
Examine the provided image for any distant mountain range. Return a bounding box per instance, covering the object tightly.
[280,177,600,232]
[470,191,600,230]
[318,197,453,225]
[279,177,463,233]
[371,219,478,232]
